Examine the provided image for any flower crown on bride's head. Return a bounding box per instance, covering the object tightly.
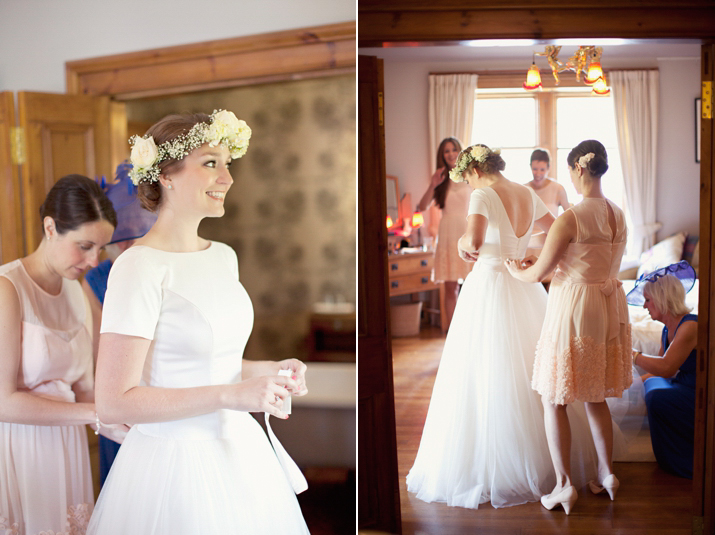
[128,109,252,186]
[449,145,501,183]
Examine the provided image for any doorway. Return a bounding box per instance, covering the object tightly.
[357,6,715,532]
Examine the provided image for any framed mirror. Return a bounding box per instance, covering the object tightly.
[386,174,400,225]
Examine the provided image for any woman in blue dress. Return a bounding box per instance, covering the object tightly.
[629,261,697,478]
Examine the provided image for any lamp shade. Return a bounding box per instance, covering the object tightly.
[411,211,424,228]
[591,76,611,95]
[386,215,393,228]
[584,61,604,85]
[523,62,542,90]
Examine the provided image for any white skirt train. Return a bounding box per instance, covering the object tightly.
[406,262,603,509]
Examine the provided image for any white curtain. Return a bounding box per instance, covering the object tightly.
[610,70,660,256]
[428,74,478,170]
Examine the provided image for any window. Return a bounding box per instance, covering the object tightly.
[471,83,626,216]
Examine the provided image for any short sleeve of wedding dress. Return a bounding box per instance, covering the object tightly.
[467,188,490,218]
[101,247,164,339]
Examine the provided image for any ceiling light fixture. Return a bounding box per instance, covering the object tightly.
[524,45,610,95]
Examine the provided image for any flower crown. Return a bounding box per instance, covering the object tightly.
[449,145,501,183]
[128,109,252,185]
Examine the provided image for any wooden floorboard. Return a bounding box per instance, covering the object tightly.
[392,327,693,535]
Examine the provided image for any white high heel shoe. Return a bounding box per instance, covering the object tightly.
[588,473,620,501]
[540,485,578,515]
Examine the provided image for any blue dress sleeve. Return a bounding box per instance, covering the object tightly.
[84,259,113,305]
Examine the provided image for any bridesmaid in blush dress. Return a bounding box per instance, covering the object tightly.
[416,137,472,328]
[507,139,632,515]
[525,148,570,260]
[0,175,127,534]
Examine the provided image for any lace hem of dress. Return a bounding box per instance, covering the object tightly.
[532,328,633,405]
[1,503,91,535]
[0,516,19,535]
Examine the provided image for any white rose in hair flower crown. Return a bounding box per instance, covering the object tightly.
[128,109,252,185]
[449,145,501,183]
[130,137,159,170]
[578,152,595,168]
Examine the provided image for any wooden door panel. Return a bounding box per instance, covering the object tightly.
[42,125,95,180]
[18,92,111,252]
[697,40,715,535]
[0,92,23,262]
[357,54,402,534]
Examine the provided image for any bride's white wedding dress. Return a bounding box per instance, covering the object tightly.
[406,186,602,509]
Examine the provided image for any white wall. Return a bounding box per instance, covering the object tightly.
[0,0,355,93]
[364,51,701,244]
[656,58,701,240]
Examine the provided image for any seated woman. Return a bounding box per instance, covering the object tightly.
[629,261,697,479]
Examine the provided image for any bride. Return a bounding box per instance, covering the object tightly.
[406,144,598,508]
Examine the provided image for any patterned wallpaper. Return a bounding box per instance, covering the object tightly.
[126,74,356,361]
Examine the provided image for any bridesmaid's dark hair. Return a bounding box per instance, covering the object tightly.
[40,174,117,234]
[567,140,609,178]
[433,137,463,209]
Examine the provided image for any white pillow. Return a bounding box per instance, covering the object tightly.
[637,232,686,278]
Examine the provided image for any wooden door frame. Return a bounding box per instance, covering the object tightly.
[0,92,23,264]
[358,3,715,533]
[358,55,402,534]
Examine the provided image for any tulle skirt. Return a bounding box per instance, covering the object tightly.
[0,422,93,534]
[406,262,601,509]
[87,412,309,533]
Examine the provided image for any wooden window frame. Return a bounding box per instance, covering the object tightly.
[473,73,602,184]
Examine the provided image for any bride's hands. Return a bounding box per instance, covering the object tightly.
[458,245,479,262]
[225,374,300,419]
[278,358,308,397]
